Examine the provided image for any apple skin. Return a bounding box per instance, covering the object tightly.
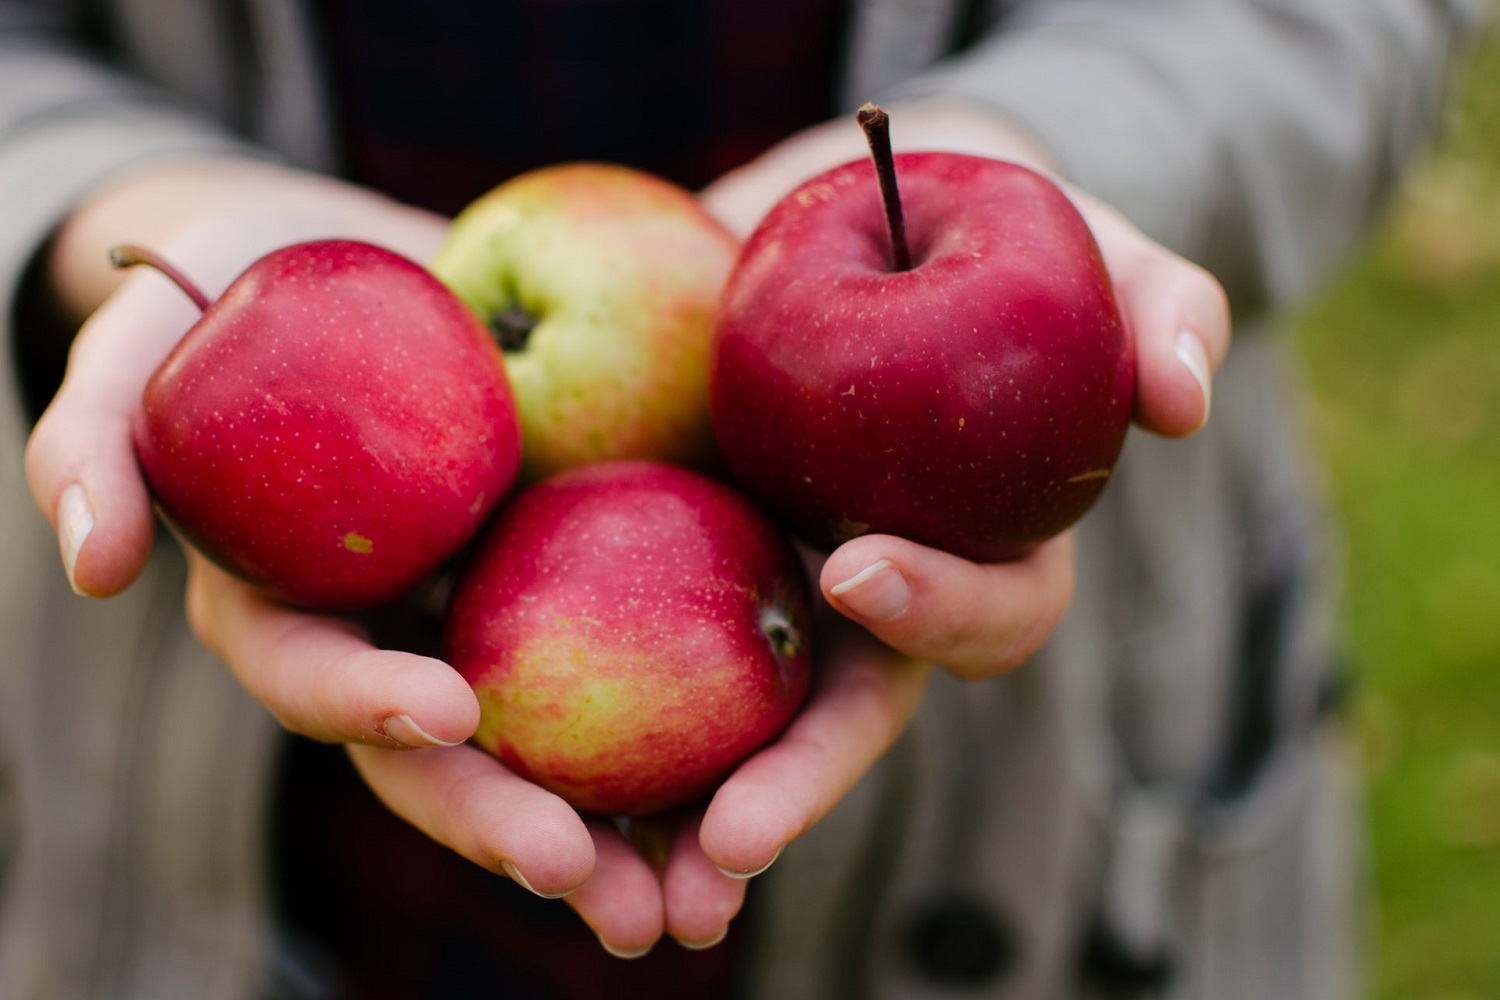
[134,239,522,612]
[710,152,1135,563]
[443,460,813,817]
[430,163,740,483]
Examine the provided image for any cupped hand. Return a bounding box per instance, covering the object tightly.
[178,550,601,926]
[701,98,1230,681]
[22,109,1229,956]
[18,155,611,925]
[184,539,929,956]
[344,611,929,956]
[20,152,932,958]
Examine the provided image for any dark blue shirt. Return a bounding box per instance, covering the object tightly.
[316,0,851,214]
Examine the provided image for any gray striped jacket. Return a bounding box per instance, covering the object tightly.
[0,0,1481,996]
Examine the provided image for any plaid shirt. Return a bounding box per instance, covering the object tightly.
[277,2,846,996]
[316,0,851,215]
[275,738,753,999]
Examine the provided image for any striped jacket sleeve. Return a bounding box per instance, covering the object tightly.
[885,0,1487,313]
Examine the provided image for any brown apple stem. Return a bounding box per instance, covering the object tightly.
[491,304,539,353]
[109,244,213,312]
[856,102,912,272]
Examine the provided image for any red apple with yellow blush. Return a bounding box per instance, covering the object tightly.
[443,460,812,817]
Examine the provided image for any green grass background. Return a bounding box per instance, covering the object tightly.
[1292,19,1500,999]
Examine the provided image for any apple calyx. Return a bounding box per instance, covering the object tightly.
[760,605,803,663]
[109,244,213,312]
[856,102,912,272]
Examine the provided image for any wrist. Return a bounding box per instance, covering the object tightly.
[48,156,284,323]
[877,97,1058,174]
[47,157,446,323]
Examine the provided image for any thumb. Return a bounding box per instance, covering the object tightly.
[24,272,201,596]
[819,532,1076,680]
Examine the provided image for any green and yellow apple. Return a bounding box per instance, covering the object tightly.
[431,164,740,482]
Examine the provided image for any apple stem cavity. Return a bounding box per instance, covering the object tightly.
[856,102,912,273]
[109,244,213,312]
[491,304,539,353]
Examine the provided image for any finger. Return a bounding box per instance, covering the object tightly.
[566,817,668,958]
[1115,253,1229,437]
[24,274,203,597]
[661,813,747,950]
[347,741,595,899]
[185,552,479,747]
[1079,197,1231,438]
[698,630,930,876]
[818,532,1075,680]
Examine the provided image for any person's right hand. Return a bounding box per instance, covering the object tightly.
[21,157,653,948]
[19,157,934,957]
[17,151,587,904]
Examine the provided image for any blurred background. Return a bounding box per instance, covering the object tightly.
[1291,20,1500,1000]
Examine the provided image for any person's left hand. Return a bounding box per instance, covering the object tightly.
[700,96,1230,684]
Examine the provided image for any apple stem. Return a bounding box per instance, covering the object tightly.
[856,102,912,272]
[109,244,213,312]
[491,304,539,353]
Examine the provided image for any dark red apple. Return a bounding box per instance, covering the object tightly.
[125,239,522,611]
[443,460,812,817]
[710,106,1134,562]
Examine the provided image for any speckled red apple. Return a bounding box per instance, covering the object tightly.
[127,239,522,612]
[711,107,1135,563]
[443,460,813,817]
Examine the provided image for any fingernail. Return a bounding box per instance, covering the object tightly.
[381,713,463,749]
[57,484,95,596]
[500,860,574,900]
[714,845,784,880]
[599,937,654,960]
[828,559,910,622]
[676,927,729,951]
[1175,330,1212,429]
